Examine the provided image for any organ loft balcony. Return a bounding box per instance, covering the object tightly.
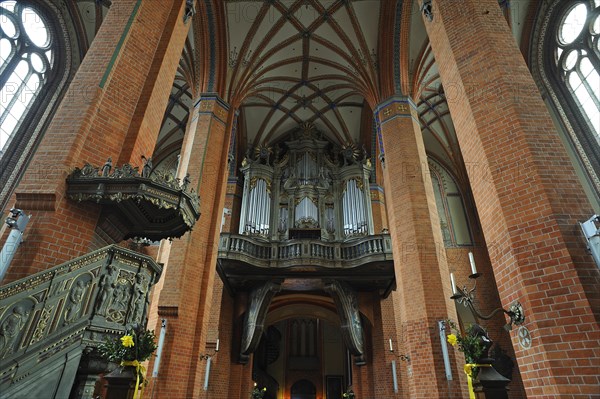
[217,123,395,297]
[217,233,395,297]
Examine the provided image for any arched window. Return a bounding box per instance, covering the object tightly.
[429,159,473,247]
[531,0,600,197]
[554,2,599,136]
[0,0,100,210]
[0,1,54,155]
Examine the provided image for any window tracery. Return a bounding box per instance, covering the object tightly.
[531,0,600,197]
[554,1,600,137]
[429,159,473,247]
[0,1,54,155]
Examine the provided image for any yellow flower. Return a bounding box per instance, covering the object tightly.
[121,335,135,347]
[447,334,458,346]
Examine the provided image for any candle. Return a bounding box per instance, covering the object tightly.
[389,338,393,352]
[468,252,477,275]
[450,273,457,295]
[215,338,220,352]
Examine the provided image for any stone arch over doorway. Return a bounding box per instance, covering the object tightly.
[253,294,366,399]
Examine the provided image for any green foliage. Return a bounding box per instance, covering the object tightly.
[251,384,266,399]
[98,327,157,363]
[342,386,355,398]
[445,319,485,364]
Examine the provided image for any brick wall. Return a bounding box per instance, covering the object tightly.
[5,0,189,280]
[376,96,467,398]
[146,96,233,397]
[424,0,600,396]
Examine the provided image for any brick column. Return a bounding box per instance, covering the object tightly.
[146,94,233,398]
[423,1,600,397]
[6,0,189,280]
[375,96,466,398]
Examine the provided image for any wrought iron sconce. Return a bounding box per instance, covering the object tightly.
[389,338,411,393]
[450,252,526,331]
[388,338,410,362]
[199,338,219,360]
[200,339,219,391]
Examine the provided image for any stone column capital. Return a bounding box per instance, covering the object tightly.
[195,93,230,109]
[375,95,416,111]
[374,96,419,128]
[193,93,231,125]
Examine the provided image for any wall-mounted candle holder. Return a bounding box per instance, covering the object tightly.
[388,338,410,362]
[450,252,526,331]
[199,338,220,360]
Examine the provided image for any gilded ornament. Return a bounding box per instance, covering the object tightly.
[30,306,53,344]
[355,178,364,191]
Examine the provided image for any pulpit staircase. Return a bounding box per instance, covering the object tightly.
[0,245,162,399]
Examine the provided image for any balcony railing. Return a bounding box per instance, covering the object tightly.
[218,233,393,268]
[66,162,200,241]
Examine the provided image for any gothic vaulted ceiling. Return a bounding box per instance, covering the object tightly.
[225,0,381,147]
[135,0,531,179]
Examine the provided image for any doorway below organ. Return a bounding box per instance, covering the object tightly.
[253,317,350,399]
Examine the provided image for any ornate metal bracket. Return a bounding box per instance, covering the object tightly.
[421,0,433,22]
[325,280,365,365]
[451,273,525,331]
[199,339,219,360]
[239,280,281,363]
[183,0,196,23]
[388,338,410,362]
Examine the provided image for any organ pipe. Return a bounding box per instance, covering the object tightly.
[352,182,358,233]
[247,183,254,232]
[239,179,249,234]
[259,185,263,233]
[253,183,258,232]
[242,178,271,235]
[342,179,369,236]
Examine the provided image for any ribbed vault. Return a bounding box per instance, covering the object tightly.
[226,0,380,146]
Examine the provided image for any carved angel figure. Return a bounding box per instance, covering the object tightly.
[129,274,149,324]
[95,264,119,316]
[0,306,29,358]
[102,157,112,177]
[64,280,88,324]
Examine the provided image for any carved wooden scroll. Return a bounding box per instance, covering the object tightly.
[239,280,281,363]
[325,280,366,365]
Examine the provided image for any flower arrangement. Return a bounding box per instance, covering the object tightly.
[98,326,157,396]
[98,327,157,364]
[445,319,488,364]
[446,320,496,398]
[342,386,355,398]
[251,382,267,399]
